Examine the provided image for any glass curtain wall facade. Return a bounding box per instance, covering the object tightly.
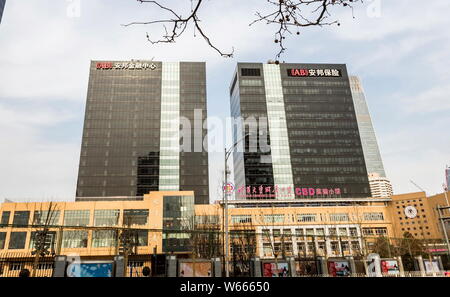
[76,61,209,204]
[230,64,275,196]
[446,166,450,189]
[0,0,5,24]
[162,195,195,253]
[230,63,370,199]
[349,76,386,177]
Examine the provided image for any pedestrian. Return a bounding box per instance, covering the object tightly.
[19,268,30,278]
[142,266,151,277]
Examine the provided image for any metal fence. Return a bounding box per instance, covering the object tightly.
[1,224,450,277]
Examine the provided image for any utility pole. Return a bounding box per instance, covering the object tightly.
[224,148,230,277]
[223,133,250,277]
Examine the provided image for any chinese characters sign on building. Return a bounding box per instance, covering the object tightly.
[287,68,341,77]
[235,185,342,199]
[96,62,157,70]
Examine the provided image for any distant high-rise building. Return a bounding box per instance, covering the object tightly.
[230,62,371,199]
[368,173,393,198]
[349,76,386,178]
[0,0,6,24]
[76,61,209,204]
[446,165,450,190]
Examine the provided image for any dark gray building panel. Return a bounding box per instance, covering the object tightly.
[179,62,209,204]
[230,63,275,195]
[0,0,5,24]
[230,62,370,199]
[76,61,209,204]
[280,63,370,198]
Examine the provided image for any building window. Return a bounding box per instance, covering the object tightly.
[122,229,149,247]
[273,229,281,239]
[330,242,340,254]
[297,214,316,222]
[33,210,60,226]
[364,212,384,221]
[92,230,117,248]
[8,232,27,249]
[64,210,90,226]
[297,242,306,254]
[362,227,387,237]
[241,68,261,76]
[123,209,149,226]
[1,211,10,225]
[349,228,358,237]
[264,214,285,224]
[62,231,88,248]
[195,215,220,225]
[0,232,6,249]
[12,211,30,226]
[341,241,350,251]
[351,241,360,251]
[134,230,149,246]
[241,79,263,86]
[29,231,57,251]
[94,210,120,227]
[329,213,349,222]
[231,215,252,224]
[295,229,304,237]
[263,243,273,257]
[316,228,325,236]
[338,228,348,236]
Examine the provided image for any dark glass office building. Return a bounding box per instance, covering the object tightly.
[76,61,209,204]
[230,62,370,199]
[0,0,5,24]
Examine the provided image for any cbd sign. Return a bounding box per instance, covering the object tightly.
[288,68,341,77]
[96,62,157,70]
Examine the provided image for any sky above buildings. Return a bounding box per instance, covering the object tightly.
[0,0,449,202]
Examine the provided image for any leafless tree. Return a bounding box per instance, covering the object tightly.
[229,220,257,276]
[123,0,362,60]
[31,202,59,277]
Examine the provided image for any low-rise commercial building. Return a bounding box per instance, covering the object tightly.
[1,190,449,276]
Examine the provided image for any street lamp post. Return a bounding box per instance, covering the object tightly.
[223,133,250,277]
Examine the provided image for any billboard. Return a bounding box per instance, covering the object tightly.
[262,262,289,277]
[424,260,440,273]
[328,261,351,277]
[67,261,114,277]
[179,261,212,277]
[381,260,400,275]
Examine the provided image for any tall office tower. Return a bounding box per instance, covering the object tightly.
[368,173,393,198]
[76,61,209,204]
[349,76,386,177]
[230,62,370,199]
[0,0,5,24]
[446,165,450,190]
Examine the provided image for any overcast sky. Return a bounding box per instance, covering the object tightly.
[0,0,449,202]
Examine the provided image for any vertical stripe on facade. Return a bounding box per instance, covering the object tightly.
[262,64,295,199]
[159,62,180,191]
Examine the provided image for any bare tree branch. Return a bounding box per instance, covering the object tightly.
[124,0,361,60]
[122,0,234,58]
[250,0,362,59]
